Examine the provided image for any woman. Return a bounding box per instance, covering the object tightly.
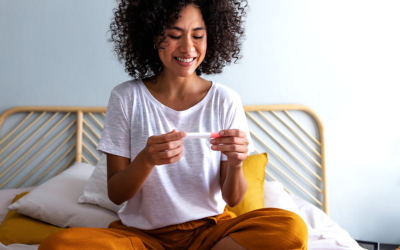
[39,0,307,249]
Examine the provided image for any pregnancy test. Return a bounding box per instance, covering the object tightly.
[185,132,222,139]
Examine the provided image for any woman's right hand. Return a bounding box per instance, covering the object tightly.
[143,129,186,166]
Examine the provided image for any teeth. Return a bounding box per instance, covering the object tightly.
[176,57,195,62]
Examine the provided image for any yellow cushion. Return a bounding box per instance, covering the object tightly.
[225,153,268,216]
[0,192,64,245]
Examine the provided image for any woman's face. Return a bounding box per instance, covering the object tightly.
[157,4,207,78]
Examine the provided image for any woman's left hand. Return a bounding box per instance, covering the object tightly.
[210,129,249,167]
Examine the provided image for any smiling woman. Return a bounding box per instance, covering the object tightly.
[36,1,308,250]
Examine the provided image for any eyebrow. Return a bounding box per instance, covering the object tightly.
[167,26,206,32]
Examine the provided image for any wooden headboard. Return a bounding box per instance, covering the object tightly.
[0,105,328,215]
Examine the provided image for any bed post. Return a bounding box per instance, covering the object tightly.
[76,111,83,163]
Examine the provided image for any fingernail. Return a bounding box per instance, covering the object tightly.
[181,132,186,137]
[212,145,217,150]
[220,131,224,135]
[210,139,215,144]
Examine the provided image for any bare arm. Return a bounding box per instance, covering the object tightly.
[213,129,249,207]
[219,161,247,207]
[107,129,186,205]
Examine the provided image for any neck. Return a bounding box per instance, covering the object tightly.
[150,70,201,98]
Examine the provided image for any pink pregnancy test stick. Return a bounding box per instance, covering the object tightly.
[185,132,222,139]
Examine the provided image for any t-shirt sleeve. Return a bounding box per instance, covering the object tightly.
[221,95,255,161]
[96,89,131,159]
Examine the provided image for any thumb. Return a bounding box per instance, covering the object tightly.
[167,129,177,134]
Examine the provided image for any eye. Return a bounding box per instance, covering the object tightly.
[193,36,204,39]
[169,35,181,39]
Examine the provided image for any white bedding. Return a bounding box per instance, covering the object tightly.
[0,186,364,250]
[291,194,364,250]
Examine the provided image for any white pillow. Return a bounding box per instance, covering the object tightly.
[0,187,35,224]
[78,154,126,212]
[263,181,313,230]
[8,162,119,228]
[263,181,300,214]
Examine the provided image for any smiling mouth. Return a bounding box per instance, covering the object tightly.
[174,57,196,62]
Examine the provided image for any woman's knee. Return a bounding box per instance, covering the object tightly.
[254,208,308,248]
[273,209,308,248]
[283,211,308,247]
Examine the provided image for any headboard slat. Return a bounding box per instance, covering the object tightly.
[272,111,321,157]
[258,111,322,168]
[83,143,99,161]
[30,145,76,187]
[14,131,76,189]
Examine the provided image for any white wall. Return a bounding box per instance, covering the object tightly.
[0,0,399,244]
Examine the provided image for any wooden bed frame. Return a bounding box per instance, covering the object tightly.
[0,105,328,216]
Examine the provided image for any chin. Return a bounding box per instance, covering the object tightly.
[175,70,196,78]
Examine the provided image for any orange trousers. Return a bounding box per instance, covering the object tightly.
[38,208,308,250]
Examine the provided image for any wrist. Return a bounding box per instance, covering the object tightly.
[226,163,243,177]
[139,150,155,169]
[228,162,243,169]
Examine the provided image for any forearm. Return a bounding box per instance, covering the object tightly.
[107,150,154,205]
[221,163,247,207]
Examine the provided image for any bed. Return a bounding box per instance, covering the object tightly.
[0,105,364,250]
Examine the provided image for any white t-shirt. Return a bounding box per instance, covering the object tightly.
[97,79,254,230]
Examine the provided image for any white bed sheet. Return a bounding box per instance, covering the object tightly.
[0,188,365,250]
[291,194,364,250]
[0,244,39,250]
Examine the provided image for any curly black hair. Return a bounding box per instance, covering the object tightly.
[109,0,248,79]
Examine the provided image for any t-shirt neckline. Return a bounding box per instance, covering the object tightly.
[139,80,215,116]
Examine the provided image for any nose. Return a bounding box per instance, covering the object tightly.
[180,35,195,53]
